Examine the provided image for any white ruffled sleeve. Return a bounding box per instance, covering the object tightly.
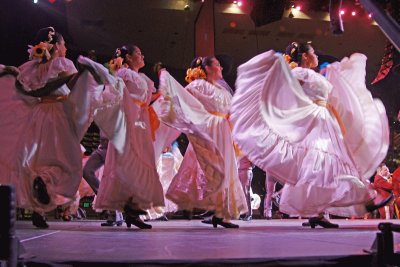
[17,57,77,92]
[158,70,226,195]
[326,53,389,179]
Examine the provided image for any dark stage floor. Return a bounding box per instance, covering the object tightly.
[13,219,400,267]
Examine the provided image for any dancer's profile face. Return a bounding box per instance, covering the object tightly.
[127,46,145,71]
[302,46,318,69]
[379,165,390,178]
[205,58,223,82]
[55,37,67,58]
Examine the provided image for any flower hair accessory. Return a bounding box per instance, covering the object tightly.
[108,57,128,74]
[27,42,53,63]
[185,66,206,83]
[282,53,298,69]
[283,54,292,64]
[27,27,56,63]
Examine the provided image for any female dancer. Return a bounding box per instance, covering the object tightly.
[0,27,120,228]
[159,56,248,228]
[94,45,164,229]
[230,42,391,228]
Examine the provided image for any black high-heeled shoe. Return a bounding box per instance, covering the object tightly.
[201,218,212,225]
[123,205,148,216]
[198,210,215,219]
[101,220,124,227]
[211,216,239,228]
[33,176,50,205]
[308,217,339,229]
[32,212,49,229]
[125,215,152,229]
[365,194,394,212]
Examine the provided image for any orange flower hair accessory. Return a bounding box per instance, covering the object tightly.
[108,57,125,73]
[288,61,298,69]
[282,54,298,69]
[108,48,129,73]
[283,54,291,64]
[185,66,207,83]
[28,42,53,63]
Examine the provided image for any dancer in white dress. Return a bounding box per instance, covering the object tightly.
[230,42,391,228]
[159,56,248,228]
[0,27,120,228]
[94,45,164,229]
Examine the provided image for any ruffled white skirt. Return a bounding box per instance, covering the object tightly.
[159,71,248,220]
[94,87,164,211]
[230,51,389,217]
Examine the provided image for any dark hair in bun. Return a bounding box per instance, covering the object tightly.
[113,44,138,64]
[33,27,63,45]
[285,42,312,66]
[190,56,216,73]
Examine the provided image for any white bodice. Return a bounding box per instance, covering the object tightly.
[291,67,333,101]
[185,79,232,114]
[116,68,155,104]
[17,57,77,96]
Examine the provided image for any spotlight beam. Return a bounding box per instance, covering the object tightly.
[359,0,400,51]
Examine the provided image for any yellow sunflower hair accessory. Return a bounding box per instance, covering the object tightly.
[28,42,53,63]
[185,66,207,83]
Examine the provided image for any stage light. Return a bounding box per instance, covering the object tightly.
[351,11,356,16]
[229,21,237,28]
[237,1,242,7]
[33,0,38,3]
[368,13,372,18]
[233,0,238,3]
[48,0,56,3]
[296,5,301,11]
[330,0,344,35]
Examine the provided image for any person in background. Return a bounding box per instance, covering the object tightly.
[373,163,393,219]
[391,166,400,218]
